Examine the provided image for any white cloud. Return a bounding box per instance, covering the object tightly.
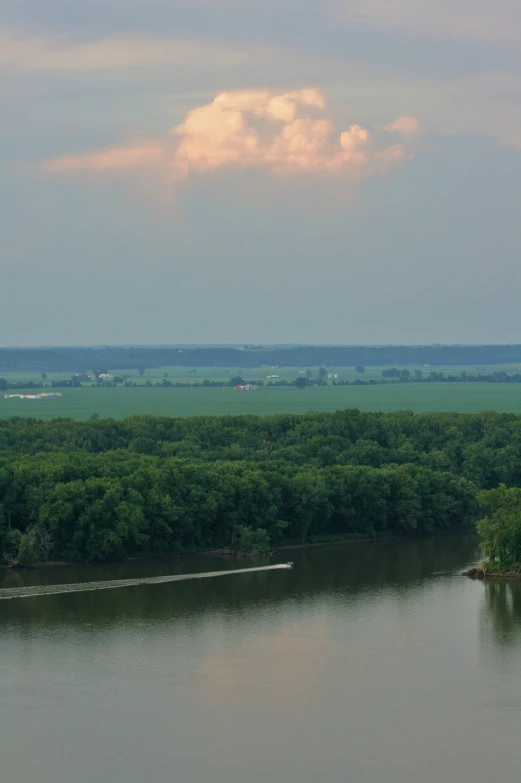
[43,88,423,181]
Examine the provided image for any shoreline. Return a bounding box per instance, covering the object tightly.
[1,529,475,571]
[462,565,521,580]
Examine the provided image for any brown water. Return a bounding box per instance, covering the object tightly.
[1,534,521,783]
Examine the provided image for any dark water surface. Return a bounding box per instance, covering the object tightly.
[2,534,521,783]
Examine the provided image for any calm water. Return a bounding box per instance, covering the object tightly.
[2,534,521,783]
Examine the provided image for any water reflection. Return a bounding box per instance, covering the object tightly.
[0,533,481,631]
[480,578,521,649]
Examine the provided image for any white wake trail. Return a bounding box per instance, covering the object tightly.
[0,563,292,601]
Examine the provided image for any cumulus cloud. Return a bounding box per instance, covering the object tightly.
[43,88,423,182]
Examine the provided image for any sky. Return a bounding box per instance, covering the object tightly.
[1,0,520,346]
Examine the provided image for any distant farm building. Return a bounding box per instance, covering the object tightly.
[4,393,63,399]
[234,384,258,391]
[266,375,280,379]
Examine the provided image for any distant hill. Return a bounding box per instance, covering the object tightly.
[1,345,521,372]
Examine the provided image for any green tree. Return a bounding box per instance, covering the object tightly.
[15,531,39,565]
[295,377,307,389]
[477,484,521,572]
[355,365,365,374]
[235,524,271,554]
[2,528,22,565]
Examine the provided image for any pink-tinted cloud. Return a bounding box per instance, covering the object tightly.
[44,88,423,182]
[383,116,424,136]
[45,144,166,173]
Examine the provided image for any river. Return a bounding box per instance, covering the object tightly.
[2,534,521,783]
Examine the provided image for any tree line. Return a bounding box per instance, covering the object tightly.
[3,345,521,372]
[381,369,521,383]
[4,369,521,392]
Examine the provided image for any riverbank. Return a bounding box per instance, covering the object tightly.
[463,565,521,579]
[2,528,476,570]
[1,536,391,569]
[200,533,400,557]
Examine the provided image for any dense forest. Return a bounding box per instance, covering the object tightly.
[3,344,521,372]
[2,409,521,564]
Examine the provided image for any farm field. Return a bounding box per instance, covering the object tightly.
[2,382,521,420]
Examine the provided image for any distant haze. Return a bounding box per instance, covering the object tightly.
[3,345,521,374]
[2,1,520,346]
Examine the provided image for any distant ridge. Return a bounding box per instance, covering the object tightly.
[2,345,521,372]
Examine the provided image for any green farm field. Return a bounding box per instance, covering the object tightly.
[2,382,521,420]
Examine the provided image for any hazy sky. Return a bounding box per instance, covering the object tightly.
[2,1,520,346]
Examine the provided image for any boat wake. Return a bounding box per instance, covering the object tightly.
[0,563,293,601]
